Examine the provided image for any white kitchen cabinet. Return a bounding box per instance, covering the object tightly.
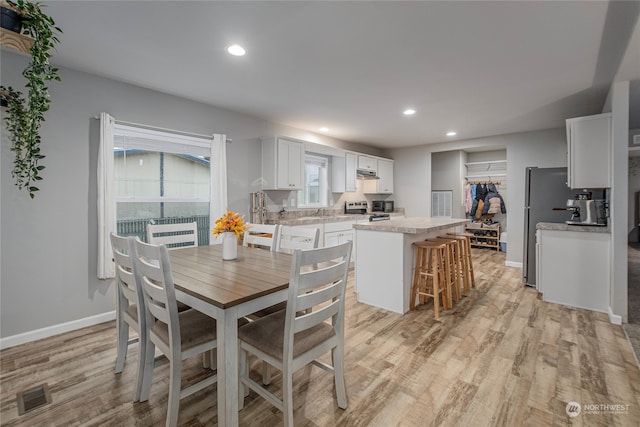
[536,228,610,313]
[324,221,356,263]
[364,158,394,194]
[566,113,611,189]
[261,137,305,190]
[331,152,357,192]
[357,155,377,172]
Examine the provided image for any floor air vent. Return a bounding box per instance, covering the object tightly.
[17,383,52,415]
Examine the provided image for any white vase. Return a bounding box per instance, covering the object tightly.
[222,232,238,260]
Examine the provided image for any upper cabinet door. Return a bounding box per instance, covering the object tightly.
[278,139,304,189]
[261,137,305,190]
[377,159,394,194]
[566,113,611,189]
[357,155,377,171]
[345,152,357,192]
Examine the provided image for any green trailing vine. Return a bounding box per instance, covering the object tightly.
[0,0,61,198]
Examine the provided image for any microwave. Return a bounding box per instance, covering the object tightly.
[372,200,394,213]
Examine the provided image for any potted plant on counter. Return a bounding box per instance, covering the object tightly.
[0,0,61,198]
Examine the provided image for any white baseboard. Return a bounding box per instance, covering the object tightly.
[0,311,116,350]
[608,307,622,325]
[505,261,522,268]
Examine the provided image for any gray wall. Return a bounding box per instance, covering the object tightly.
[0,51,376,338]
[629,129,640,242]
[630,156,640,242]
[388,128,568,266]
[431,150,465,218]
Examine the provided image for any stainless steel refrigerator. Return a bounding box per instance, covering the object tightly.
[523,167,576,288]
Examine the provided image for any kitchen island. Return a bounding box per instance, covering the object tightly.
[353,217,469,314]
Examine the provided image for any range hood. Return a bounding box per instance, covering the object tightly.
[356,169,380,180]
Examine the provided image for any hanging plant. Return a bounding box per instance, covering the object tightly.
[0,0,61,198]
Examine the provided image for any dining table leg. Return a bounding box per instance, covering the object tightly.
[217,306,239,426]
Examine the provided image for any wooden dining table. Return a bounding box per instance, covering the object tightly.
[168,244,293,426]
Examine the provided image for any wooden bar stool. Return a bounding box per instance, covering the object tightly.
[411,241,450,319]
[448,232,476,289]
[439,235,470,295]
[430,237,461,304]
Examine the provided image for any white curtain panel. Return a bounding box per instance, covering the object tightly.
[97,112,116,279]
[210,134,228,245]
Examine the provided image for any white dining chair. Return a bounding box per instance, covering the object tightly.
[242,223,280,251]
[133,238,218,427]
[274,225,320,254]
[238,240,353,426]
[255,224,321,384]
[146,221,218,367]
[110,232,147,402]
[147,222,198,249]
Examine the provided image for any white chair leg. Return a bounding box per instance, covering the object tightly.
[138,341,156,402]
[115,319,128,373]
[202,349,217,370]
[332,345,347,409]
[262,361,272,385]
[133,328,147,402]
[239,346,247,410]
[282,368,294,427]
[202,353,210,369]
[166,356,181,427]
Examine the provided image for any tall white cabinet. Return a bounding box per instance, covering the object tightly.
[566,113,611,189]
[261,137,305,190]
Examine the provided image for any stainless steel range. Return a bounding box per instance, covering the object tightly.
[345,201,368,214]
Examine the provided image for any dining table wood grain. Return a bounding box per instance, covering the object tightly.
[168,244,293,426]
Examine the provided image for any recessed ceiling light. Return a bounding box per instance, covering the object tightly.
[403,109,416,116]
[227,44,246,56]
[446,131,457,136]
[319,127,329,132]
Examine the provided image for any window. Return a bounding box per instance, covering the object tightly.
[297,154,329,208]
[113,124,212,246]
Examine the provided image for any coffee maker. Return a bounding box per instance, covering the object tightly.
[565,193,607,226]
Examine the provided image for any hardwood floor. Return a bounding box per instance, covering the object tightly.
[2,249,639,426]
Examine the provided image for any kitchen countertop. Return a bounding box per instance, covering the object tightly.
[271,212,403,226]
[536,222,610,233]
[353,217,469,234]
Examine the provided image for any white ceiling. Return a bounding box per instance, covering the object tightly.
[41,1,640,148]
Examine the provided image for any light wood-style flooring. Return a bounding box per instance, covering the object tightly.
[2,249,639,426]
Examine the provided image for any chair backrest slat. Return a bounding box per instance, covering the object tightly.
[276,226,320,253]
[297,282,343,311]
[242,224,279,251]
[147,222,198,249]
[294,300,341,334]
[298,261,347,291]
